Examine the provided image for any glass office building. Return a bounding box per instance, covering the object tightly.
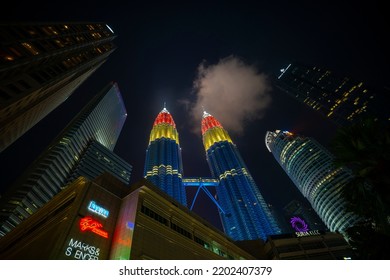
[276,62,389,126]
[0,82,128,237]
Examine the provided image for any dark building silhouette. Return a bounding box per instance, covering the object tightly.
[276,62,389,126]
[0,22,116,152]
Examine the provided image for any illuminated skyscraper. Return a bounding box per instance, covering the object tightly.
[265,130,361,233]
[0,22,116,152]
[0,82,129,237]
[276,62,389,125]
[144,107,187,206]
[202,111,280,241]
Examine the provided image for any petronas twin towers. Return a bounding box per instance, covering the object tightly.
[144,107,281,241]
[143,107,186,205]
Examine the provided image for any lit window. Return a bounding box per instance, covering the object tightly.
[3,55,14,61]
[21,42,39,55]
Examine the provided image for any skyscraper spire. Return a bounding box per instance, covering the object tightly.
[144,107,186,206]
[201,112,281,241]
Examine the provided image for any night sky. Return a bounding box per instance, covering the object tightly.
[1,1,389,229]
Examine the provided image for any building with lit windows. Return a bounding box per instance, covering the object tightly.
[265,130,361,233]
[0,22,116,152]
[201,111,281,241]
[0,174,255,260]
[144,107,187,206]
[276,62,389,125]
[0,82,129,238]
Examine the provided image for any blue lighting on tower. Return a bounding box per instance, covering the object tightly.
[201,111,281,241]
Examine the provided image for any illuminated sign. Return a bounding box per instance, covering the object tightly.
[88,201,109,218]
[295,230,321,238]
[290,216,308,232]
[64,238,100,260]
[79,216,108,238]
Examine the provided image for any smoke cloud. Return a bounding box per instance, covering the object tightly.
[183,55,272,135]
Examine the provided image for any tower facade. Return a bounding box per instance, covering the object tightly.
[202,111,280,241]
[276,62,389,125]
[0,82,128,237]
[144,107,186,206]
[265,130,361,233]
[0,22,116,152]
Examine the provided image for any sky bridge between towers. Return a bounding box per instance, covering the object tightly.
[182,177,224,213]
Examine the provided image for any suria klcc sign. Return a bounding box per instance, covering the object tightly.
[290,216,322,237]
[88,201,109,218]
[295,230,321,237]
[290,216,308,232]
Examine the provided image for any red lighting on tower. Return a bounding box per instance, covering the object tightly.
[201,113,223,135]
[153,109,176,128]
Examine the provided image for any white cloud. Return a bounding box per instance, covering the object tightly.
[183,55,272,135]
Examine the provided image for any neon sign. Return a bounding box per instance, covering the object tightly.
[88,201,109,218]
[79,216,108,238]
[290,216,309,232]
[64,238,100,260]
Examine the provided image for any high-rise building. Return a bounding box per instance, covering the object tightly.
[66,139,132,185]
[201,111,281,241]
[0,22,116,152]
[144,107,187,206]
[0,82,128,237]
[265,130,361,233]
[276,62,389,126]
